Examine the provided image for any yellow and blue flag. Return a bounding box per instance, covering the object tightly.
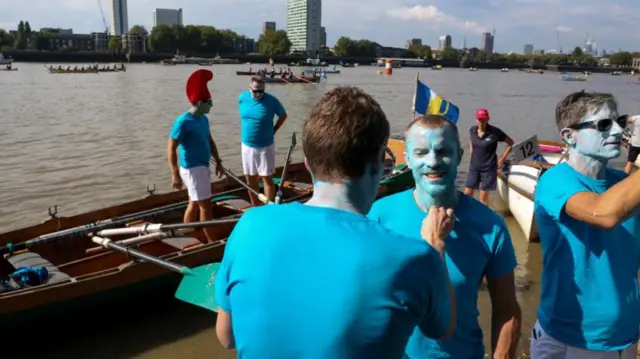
[413,79,459,124]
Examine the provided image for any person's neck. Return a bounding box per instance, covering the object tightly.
[566,148,607,179]
[305,180,368,214]
[413,187,459,212]
[189,107,202,116]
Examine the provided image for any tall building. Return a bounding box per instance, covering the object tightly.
[406,38,422,48]
[263,21,276,33]
[286,0,322,54]
[438,35,451,50]
[482,32,494,54]
[320,26,326,47]
[523,44,533,55]
[109,0,129,36]
[153,8,183,27]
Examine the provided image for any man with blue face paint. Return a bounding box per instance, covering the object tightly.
[215,87,457,358]
[368,114,521,359]
[530,91,640,359]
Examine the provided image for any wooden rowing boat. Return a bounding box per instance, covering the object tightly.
[47,67,99,74]
[263,76,321,84]
[0,68,17,71]
[496,140,566,242]
[0,139,412,331]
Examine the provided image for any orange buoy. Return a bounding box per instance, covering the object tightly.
[384,59,393,75]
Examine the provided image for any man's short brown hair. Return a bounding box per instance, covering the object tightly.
[250,76,264,85]
[303,86,389,181]
[556,90,617,130]
[406,115,459,141]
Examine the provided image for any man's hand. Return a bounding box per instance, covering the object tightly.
[171,172,183,191]
[421,206,455,255]
[497,159,504,169]
[213,159,224,178]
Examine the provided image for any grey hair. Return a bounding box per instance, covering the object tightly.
[555,90,617,130]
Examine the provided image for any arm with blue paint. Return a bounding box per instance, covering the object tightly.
[485,222,521,359]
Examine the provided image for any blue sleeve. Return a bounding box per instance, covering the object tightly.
[484,220,517,278]
[534,165,586,220]
[169,116,185,141]
[273,96,286,117]
[214,214,251,313]
[417,252,451,338]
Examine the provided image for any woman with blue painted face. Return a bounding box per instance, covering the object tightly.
[369,115,521,359]
[464,108,514,205]
[530,91,640,359]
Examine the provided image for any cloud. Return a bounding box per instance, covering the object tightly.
[386,5,486,34]
[555,26,572,32]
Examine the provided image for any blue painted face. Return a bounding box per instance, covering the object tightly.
[405,124,461,199]
[570,103,623,161]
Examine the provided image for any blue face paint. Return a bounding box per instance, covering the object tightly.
[305,149,385,214]
[405,125,460,210]
[565,103,623,178]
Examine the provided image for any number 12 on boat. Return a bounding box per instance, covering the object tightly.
[510,135,542,162]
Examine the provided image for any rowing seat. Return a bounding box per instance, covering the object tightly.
[285,182,313,191]
[5,251,70,284]
[218,198,253,211]
[160,236,203,251]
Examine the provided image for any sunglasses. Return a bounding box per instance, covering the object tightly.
[251,88,264,94]
[568,115,627,132]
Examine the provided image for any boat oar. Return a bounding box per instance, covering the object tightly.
[275,132,297,204]
[96,215,241,237]
[90,236,221,311]
[295,76,317,84]
[213,163,272,204]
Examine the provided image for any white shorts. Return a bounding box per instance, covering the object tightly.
[530,321,638,359]
[179,166,212,201]
[241,143,275,177]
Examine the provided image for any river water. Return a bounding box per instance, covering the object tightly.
[2,63,640,358]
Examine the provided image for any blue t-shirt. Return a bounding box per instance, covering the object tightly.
[169,111,211,169]
[215,202,452,359]
[238,91,286,148]
[534,162,640,351]
[368,189,517,359]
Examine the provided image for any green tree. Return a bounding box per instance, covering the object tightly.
[149,25,176,53]
[356,39,376,57]
[24,21,31,34]
[0,29,15,49]
[319,46,332,56]
[572,46,583,57]
[257,29,292,55]
[332,36,377,56]
[439,47,459,61]
[30,33,41,50]
[610,51,632,66]
[147,24,250,55]
[108,37,122,52]
[129,25,148,36]
[408,44,432,59]
[332,36,352,56]
[16,20,26,50]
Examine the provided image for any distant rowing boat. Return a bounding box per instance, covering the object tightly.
[559,74,587,81]
[263,76,322,84]
[46,66,126,74]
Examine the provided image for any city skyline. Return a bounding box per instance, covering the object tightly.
[1,0,639,52]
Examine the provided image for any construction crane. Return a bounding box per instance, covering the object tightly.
[97,0,109,35]
[556,29,563,54]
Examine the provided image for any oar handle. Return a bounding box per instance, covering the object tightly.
[92,236,191,275]
[221,166,272,204]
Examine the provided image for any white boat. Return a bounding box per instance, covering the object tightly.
[501,68,509,72]
[496,141,566,241]
[0,53,12,66]
[560,74,587,81]
[468,67,478,71]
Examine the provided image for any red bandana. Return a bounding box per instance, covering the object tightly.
[186,69,213,103]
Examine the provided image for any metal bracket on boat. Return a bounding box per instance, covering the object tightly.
[48,205,59,219]
[146,184,156,196]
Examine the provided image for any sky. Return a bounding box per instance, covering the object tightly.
[1,0,639,53]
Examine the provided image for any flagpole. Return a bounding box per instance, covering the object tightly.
[411,72,419,122]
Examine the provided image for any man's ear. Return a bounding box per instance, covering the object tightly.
[560,128,576,147]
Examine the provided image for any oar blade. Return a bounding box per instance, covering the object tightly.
[175,262,222,312]
[291,132,297,147]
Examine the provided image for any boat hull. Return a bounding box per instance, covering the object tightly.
[263,76,321,84]
[496,140,565,241]
[0,140,413,328]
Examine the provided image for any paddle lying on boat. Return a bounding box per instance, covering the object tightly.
[96,216,242,237]
[222,166,273,204]
[276,133,297,204]
[90,235,221,311]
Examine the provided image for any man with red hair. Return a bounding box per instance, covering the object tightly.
[167,69,224,242]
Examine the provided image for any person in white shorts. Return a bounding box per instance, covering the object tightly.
[624,115,640,174]
[238,76,288,205]
[167,69,224,242]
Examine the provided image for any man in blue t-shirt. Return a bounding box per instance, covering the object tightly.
[531,90,640,359]
[238,75,288,205]
[215,87,456,359]
[167,69,224,242]
[369,114,521,359]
